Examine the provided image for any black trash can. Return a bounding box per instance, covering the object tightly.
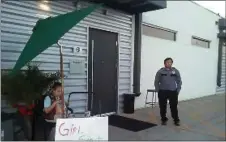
[123,93,136,114]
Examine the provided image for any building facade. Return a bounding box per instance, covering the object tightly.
[1,0,134,114]
[1,0,166,114]
[1,0,168,140]
[136,1,225,109]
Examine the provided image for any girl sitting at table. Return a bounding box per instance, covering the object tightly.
[43,82,67,141]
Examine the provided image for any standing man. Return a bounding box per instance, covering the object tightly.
[154,57,182,126]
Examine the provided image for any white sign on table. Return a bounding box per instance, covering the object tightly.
[55,117,108,141]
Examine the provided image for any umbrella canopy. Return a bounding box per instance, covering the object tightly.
[11,3,102,75]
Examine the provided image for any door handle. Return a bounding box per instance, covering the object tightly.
[91,40,94,112]
[91,40,94,87]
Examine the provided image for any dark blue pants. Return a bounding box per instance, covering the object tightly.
[158,90,180,122]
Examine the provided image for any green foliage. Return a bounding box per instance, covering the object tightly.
[1,64,61,106]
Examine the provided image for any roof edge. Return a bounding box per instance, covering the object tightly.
[191,1,224,18]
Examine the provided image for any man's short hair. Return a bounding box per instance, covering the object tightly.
[164,57,173,63]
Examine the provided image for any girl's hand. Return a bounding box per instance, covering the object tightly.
[52,101,58,107]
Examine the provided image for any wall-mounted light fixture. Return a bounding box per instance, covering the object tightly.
[43,0,48,3]
[39,3,50,11]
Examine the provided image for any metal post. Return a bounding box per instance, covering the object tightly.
[133,13,142,97]
[57,41,65,116]
[91,40,94,115]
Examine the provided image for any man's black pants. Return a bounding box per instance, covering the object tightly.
[158,90,180,122]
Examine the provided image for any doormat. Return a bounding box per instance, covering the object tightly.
[109,115,157,132]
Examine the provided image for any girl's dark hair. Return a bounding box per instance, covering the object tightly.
[52,82,62,90]
[164,57,173,63]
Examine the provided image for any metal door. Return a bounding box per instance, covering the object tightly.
[88,28,118,115]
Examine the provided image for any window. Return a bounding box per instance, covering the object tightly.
[142,23,177,41]
[191,36,210,48]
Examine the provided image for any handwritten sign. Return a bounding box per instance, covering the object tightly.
[55,117,108,141]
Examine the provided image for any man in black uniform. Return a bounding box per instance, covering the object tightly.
[154,57,182,126]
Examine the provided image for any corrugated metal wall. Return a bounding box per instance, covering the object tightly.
[1,0,133,113]
[216,45,226,94]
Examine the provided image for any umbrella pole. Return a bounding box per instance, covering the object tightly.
[57,41,65,116]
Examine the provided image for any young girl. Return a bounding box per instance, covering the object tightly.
[43,82,67,141]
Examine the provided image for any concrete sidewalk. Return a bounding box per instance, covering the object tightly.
[109,94,226,141]
[10,93,225,140]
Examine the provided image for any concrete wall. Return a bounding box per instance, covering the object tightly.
[135,1,221,109]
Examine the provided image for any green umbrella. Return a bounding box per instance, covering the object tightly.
[10,3,102,117]
[11,3,102,75]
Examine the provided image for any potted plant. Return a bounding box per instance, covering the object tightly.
[1,63,62,140]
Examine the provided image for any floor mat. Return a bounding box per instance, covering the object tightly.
[109,115,157,132]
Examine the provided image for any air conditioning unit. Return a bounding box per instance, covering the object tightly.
[218,18,226,30]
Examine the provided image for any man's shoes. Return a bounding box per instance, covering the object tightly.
[161,117,168,125]
[174,121,180,126]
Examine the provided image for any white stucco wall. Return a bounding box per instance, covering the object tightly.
[135,1,221,109]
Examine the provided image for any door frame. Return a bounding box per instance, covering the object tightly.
[87,26,120,115]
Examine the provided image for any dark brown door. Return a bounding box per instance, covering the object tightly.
[88,28,118,115]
